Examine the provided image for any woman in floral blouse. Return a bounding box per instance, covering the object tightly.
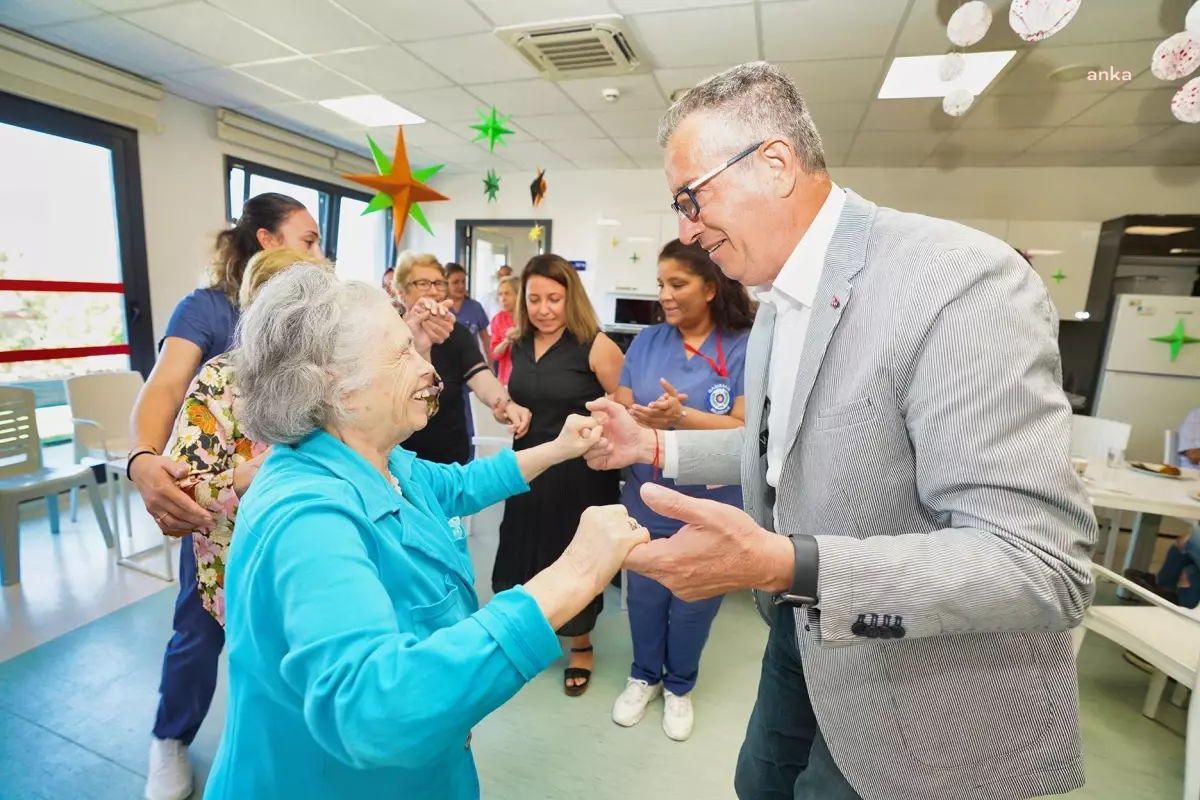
[166,247,326,625]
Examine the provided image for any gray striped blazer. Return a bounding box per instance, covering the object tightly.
[674,190,1098,800]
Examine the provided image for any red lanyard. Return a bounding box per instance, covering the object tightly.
[684,332,727,378]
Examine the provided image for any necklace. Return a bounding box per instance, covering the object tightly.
[386,471,404,497]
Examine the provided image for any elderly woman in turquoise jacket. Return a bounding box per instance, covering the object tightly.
[203,266,647,800]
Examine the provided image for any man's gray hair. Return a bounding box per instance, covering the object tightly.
[657,61,826,174]
[233,265,393,444]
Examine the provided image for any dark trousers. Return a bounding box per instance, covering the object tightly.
[734,606,860,800]
[152,534,225,745]
[627,566,723,695]
[1156,527,1200,609]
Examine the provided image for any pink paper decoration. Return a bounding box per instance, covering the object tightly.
[1172,77,1200,123]
[1187,1,1200,39]
[1152,32,1200,81]
[943,88,975,117]
[939,52,966,82]
[948,1,993,47]
[1009,0,1081,43]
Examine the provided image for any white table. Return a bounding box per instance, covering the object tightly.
[1084,465,1200,578]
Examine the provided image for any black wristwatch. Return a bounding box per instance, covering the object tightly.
[773,534,820,607]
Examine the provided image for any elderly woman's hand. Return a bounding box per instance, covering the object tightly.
[561,505,650,592]
[553,414,604,460]
[404,298,455,357]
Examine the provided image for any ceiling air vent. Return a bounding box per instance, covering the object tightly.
[496,15,648,81]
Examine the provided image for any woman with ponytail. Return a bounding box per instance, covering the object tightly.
[132,193,322,800]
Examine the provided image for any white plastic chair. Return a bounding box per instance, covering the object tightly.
[1071,414,1133,568]
[0,387,114,586]
[464,394,513,538]
[64,371,143,532]
[1074,564,1200,800]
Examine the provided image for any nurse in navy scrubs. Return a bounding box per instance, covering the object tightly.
[610,238,755,742]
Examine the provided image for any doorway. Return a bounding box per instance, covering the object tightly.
[455,219,553,317]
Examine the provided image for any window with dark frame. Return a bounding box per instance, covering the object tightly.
[0,91,153,445]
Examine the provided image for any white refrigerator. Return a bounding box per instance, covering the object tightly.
[1093,294,1200,463]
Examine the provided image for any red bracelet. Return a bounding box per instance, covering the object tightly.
[652,429,660,480]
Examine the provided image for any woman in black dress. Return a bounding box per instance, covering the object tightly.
[494,255,625,696]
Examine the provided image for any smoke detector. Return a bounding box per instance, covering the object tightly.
[496,15,648,81]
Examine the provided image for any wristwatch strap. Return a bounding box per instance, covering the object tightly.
[774,533,819,606]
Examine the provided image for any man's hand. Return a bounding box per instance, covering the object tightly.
[129,453,214,536]
[630,377,688,430]
[583,397,656,471]
[623,483,794,601]
[404,298,454,356]
[1186,448,1200,467]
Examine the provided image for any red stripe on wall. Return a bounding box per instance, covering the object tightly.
[0,279,126,293]
[0,344,131,364]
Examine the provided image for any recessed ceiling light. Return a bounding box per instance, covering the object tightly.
[1074,311,1091,320]
[1125,225,1195,236]
[319,95,425,127]
[597,218,622,226]
[1025,248,1064,256]
[878,51,1017,99]
[626,236,655,243]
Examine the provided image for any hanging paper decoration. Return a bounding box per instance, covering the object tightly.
[939,52,966,82]
[1009,0,1081,43]
[1050,269,1066,284]
[1151,319,1200,360]
[1152,32,1200,82]
[470,106,514,152]
[1188,0,1200,38]
[948,1,993,47]
[630,252,641,264]
[482,168,500,202]
[611,236,620,248]
[530,169,547,207]
[343,129,449,243]
[943,88,975,116]
[528,223,544,243]
[1173,77,1200,123]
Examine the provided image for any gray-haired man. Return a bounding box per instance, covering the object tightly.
[586,62,1096,800]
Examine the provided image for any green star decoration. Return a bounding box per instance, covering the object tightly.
[1051,269,1066,284]
[482,169,500,202]
[630,252,640,263]
[470,106,514,152]
[361,134,444,235]
[1150,318,1200,361]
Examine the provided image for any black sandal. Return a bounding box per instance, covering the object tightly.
[564,645,593,697]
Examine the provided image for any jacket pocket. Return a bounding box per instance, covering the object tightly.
[813,397,877,431]
[880,632,1053,768]
[410,579,463,638]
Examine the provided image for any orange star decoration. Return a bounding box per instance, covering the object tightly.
[341,128,449,244]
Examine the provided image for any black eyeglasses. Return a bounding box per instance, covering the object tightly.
[408,279,448,291]
[671,141,764,220]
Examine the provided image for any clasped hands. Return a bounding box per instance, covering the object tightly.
[572,398,796,602]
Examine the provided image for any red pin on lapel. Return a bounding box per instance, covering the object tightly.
[831,296,841,309]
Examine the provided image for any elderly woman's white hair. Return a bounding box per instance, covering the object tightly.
[234,265,394,444]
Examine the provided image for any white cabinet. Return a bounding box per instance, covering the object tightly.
[1005,221,1100,321]
[596,212,667,296]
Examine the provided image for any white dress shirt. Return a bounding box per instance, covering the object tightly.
[663,185,846,499]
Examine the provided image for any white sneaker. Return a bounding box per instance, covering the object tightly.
[145,738,193,800]
[612,678,663,727]
[663,689,695,742]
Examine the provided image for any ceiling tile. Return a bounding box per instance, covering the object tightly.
[960,93,1105,129]
[859,99,962,132]
[1032,0,1185,48]
[166,67,301,108]
[124,2,296,65]
[614,137,663,158]
[0,0,100,27]
[653,65,739,99]
[1024,125,1168,153]
[441,119,538,146]
[613,0,751,12]
[1099,149,1200,166]
[762,0,908,61]
[547,138,627,160]
[1128,125,1200,153]
[405,33,538,85]
[516,113,608,140]
[559,74,666,112]
[385,87,488,123]
[632,154,668,169]
[849,130,946,157]
[805,102,869,132]
[990,42,1159,95]
[893,0,1028,57]
[335,0,491,42]
[207,0,382,55]
[422,143,513,168]
[570,153,638,169]
[237,59,366,100]
[40,15,217,76]
[314,46,452,93]
[923,150,1016,169]
[1124,68,1189,92]
[256,101,363,133]
[83,0,176,10]
[1007,151,1109,167]
[589,108,664,138]
[495,142,575,170]
[842,151,928,167]
[777,58,887,103]
[354,123,471,149]
[940,127,1053,154]
[1065,89,1185,127]
[471,0,610,27]
[466,80,578,116]
[627,7,758,69]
